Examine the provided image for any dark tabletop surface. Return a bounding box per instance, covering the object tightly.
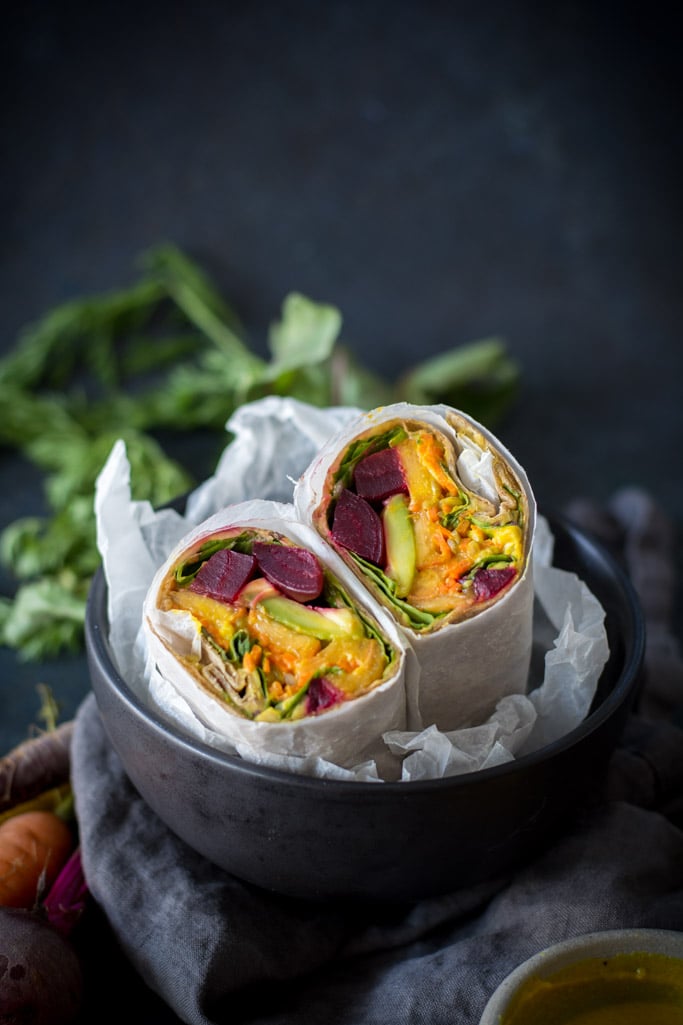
[2,2,682,1021]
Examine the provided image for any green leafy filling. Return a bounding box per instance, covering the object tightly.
[439,490,471,531]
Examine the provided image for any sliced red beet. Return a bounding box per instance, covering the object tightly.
[353,447,408,502]
[472,565,517,602]
[330,488,386,565]
[252,541,324,602]
[306,676,344,715]
[189,548,256,603]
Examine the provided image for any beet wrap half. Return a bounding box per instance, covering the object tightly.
[142,500,411,768]
[294,403,536,731]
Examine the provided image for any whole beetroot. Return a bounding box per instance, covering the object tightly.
[0,905,83,1024]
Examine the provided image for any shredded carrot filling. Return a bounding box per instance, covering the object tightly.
[415,432,460,495]
[242,644,262,673]
[392,429,523,615]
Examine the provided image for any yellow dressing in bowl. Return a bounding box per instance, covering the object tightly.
[500,951,683,1025]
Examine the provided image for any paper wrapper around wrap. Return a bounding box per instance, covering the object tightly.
[142,499,416,772]
[293,402,537,732]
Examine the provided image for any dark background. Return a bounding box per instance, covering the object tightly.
[1,1,682,1018]
[4,2,682,749]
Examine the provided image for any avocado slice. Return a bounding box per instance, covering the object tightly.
[382,493,416,597]
[260,595,365,640]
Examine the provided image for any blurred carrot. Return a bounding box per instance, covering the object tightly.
[0,809,74,908]
[0,720,73,813]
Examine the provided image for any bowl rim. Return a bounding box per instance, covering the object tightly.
[85,510,645,795]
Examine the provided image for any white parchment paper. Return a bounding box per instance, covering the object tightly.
[94,396,609,782]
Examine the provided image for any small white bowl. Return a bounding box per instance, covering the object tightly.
[480,928,683,1024]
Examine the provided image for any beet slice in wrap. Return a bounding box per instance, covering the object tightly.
[142,501,409,769]
[294,403,536,732]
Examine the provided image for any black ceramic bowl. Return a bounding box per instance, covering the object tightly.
[85,514,644,903]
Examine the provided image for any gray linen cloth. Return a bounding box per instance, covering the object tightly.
[71,487,683,1025]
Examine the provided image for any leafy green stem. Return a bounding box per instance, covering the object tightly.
[0,243,519,661]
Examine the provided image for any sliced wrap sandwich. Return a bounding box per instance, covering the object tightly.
[294,403,536,731]
[142,500,411,769]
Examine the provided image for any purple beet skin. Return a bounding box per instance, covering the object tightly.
[190,548,256,602]
[330,488,386,565]
[472,565,517,602]
[353,447,408,502]
[306,676,344,715]
[252,542,324,602]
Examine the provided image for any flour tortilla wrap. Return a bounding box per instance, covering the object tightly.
[142,500,410,768]
[294,403,536,731]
